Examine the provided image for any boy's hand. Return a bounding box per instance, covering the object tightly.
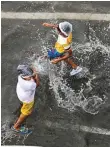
[42,23,58,28]
[42,23,50,27]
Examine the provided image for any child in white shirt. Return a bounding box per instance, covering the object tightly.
[12,65,40,134]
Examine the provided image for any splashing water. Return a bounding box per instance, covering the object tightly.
[1,119,31,145]
[32,56,49,76]
[28,26,110,115]
[2,25,109,146]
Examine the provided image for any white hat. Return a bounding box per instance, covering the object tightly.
[59,21,72,36]
[17,65,33,77]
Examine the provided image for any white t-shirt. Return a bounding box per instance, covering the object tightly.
[16,75,36,103]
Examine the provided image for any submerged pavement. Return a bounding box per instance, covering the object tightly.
[1,1,110,147]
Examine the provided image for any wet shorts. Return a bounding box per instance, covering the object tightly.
[48,49,63,60]
[21,101,34,116]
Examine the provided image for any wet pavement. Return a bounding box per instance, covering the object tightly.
[1,1,110,13]
[1,1,110,147]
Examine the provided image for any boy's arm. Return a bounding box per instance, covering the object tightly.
[51,53,70,64]
[51,49,72,64]
[31,67,40,87]
[42,23,58,29]
[34,74,40,87]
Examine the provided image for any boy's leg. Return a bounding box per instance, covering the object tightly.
[64,57,82,76]
[13,113,28,130]
[63,49,77,69]
[64,58,77,69]
[13,101,34,130]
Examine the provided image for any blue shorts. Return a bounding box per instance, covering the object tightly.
[48,49,63,60]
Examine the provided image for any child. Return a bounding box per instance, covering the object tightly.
[42,21,82,76]
[11,65,40,134]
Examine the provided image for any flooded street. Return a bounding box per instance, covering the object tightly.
[1,1,110,147]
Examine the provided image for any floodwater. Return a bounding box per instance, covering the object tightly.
[1,1,110,147]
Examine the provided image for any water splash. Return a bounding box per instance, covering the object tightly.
[1,119,32,145]
[28,26,109,115]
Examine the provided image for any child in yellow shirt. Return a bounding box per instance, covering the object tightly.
[42,21,82,76]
